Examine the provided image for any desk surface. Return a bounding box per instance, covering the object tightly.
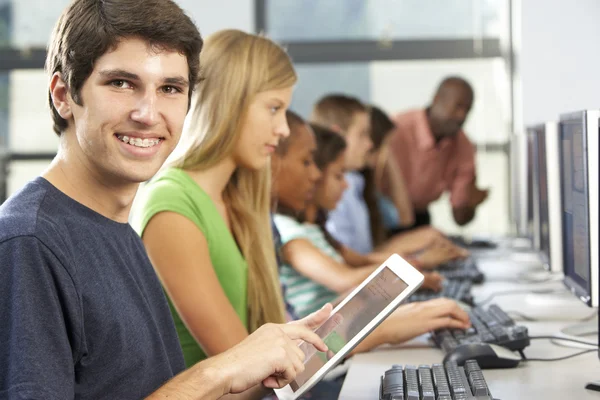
[338,252,600,400]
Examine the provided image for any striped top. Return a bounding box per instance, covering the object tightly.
[274,214,340,318]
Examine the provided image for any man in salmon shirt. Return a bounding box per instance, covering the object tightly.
[388,76,489,229]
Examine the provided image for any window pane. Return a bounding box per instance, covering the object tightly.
[176,0,254,36]
[0,73,7,148]
[0,1,9,46]
[7,160,51,197]
[291,63,370,119]
[9,69,59,152]
[267,0,506,42]
[11,0,70,48]
[5,0,255,49]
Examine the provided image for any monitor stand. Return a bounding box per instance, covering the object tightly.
[575,319,600,392]
[517,270,563,284]
[522,292,597,321]
[560,318,598,339]
[552,317,598,349]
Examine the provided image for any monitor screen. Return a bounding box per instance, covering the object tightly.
[535,126,551,265]
[559,116,592,302]
[526,132,536,243]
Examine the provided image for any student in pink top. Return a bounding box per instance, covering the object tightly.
[389,76,489,228]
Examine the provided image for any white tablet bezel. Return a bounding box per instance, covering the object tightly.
[274,253,424,400]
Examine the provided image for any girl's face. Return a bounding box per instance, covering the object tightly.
[272,124,322,212]
[233,86,294,170]
[315,150,348,211]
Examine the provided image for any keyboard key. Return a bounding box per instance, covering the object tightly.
[418,366,435,400]
[381,360,494,399]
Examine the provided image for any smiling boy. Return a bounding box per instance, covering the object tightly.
[0,1,327,399]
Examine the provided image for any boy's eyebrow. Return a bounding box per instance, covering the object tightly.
[164,76,190,87]
[99,69,140,81]
[98,69,189,87]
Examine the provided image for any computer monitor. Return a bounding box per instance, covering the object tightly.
[527,122,563,273]
[510,133,530,238]
[525,131,538,248]
[559,110,599,307]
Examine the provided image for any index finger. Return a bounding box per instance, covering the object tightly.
[445,303,470,325]
[280,324,328,352]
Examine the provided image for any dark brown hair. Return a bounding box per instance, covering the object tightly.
[46,0,203,135]
[276,109,306,156]
[363,105,396,246]
[310,123,347,171]
[369,105,395,150]
[309,123,348,250]
[310,94,368,133]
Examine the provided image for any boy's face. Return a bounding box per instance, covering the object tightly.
[342,111,372,171]
[55,37,190,185]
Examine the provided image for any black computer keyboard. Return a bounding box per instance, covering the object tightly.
[432,304,530,353]
[448,235,497,250]
[438,257,485,284]
[408,280,474,305]
[380,360,494,400]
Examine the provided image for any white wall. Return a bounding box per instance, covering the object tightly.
[521,0,600,125]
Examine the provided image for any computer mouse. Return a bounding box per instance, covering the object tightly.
[443,343,522,369]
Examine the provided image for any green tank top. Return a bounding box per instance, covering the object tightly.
[131,167,248,367]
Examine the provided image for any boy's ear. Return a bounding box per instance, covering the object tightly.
[50,72,73,121]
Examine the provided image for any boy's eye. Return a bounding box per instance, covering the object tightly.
[110,80,132,89]
[162,86,182,94]
[270,106,281,114]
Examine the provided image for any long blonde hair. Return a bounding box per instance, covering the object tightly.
[173,29,296,331]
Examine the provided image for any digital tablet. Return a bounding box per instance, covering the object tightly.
[274,253,424,400]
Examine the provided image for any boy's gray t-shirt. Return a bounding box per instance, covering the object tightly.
[0,177,185,399]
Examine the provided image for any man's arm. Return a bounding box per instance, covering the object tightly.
[452,184,489,226]
[450,133,488,226]
[148,307,332,399]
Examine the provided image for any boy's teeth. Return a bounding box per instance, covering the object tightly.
[117,135,160,147]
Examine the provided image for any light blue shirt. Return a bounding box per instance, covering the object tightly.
[377,193,401,230]
[326,172,374,254]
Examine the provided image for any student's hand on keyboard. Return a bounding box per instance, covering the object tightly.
[413,239,469,270]
[376,298,471,345]
[420,271,444,292]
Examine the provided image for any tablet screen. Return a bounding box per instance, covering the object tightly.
[290,266,408,391]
